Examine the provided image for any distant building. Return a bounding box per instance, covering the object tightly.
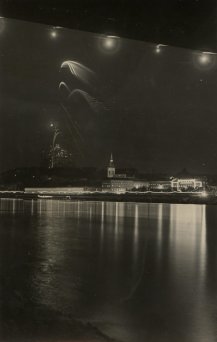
[103,154,146,192]
[107,153,127,179]
[103,154,205,193]
[171,178,203,191]
[133,180,149,189]
[25,187,85,195]
[207,185,217,195]
[149,180,171,191]
[102,179,134,193]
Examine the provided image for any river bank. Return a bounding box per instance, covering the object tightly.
[0,191,216,205]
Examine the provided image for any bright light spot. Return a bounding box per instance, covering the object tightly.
[156,46,161,53]
[50,123,54,128]
[193,51,216,70]
[104,37,116,49]
[98,35,120,54]
[201,191,207,197]
[155,44,167,54]
[199,53,210,65]
[50,30,57,38]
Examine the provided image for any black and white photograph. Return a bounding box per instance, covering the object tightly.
[0,2,217,342]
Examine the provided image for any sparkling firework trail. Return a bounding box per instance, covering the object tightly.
[60,104,85,158]
[59,81,71,94]
[61,60,95,84]
[59,81,104,113]
[60,103,84,142]
[68,88,102,113]
[59,61,108,159]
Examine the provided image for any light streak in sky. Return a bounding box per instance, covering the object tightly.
[59,81,71,94]
[60,104,85,158]
[68,88,102,113]
[61,60,95,84]
[59,80,105,113]
[59,60,108,160]
[60,103,84,142]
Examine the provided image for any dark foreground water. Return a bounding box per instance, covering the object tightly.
[0,199,217,342]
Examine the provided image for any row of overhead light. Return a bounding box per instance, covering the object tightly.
[0,16,216,67]
[50,26,217,65]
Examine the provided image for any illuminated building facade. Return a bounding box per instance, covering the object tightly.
[103,155,205,193]
[103,154,148,192]
[25,187,85,195]
[171,178,203,191]
[149,180,171,191]
[102,179,134,193]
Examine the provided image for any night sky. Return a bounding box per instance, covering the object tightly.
[1,18,217,174]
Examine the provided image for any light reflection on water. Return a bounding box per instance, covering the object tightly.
[0,199,217,342]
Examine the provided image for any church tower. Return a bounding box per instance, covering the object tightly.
[107,153,115,178]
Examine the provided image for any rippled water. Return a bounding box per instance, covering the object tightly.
[0,199,217,342]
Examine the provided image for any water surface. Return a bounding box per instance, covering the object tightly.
[0,199,217,342]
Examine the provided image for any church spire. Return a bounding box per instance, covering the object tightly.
[107,153,115,178]
[109,153,114,167]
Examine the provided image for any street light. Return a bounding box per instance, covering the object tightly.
[50,123,61,168]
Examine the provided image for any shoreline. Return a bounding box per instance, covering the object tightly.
[0,191,217,205]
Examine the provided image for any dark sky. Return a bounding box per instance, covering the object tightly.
[1,18,217,174]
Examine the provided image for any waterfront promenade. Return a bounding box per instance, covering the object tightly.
[0,190,215,205]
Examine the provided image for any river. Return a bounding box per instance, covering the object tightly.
[0,199,216,342]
